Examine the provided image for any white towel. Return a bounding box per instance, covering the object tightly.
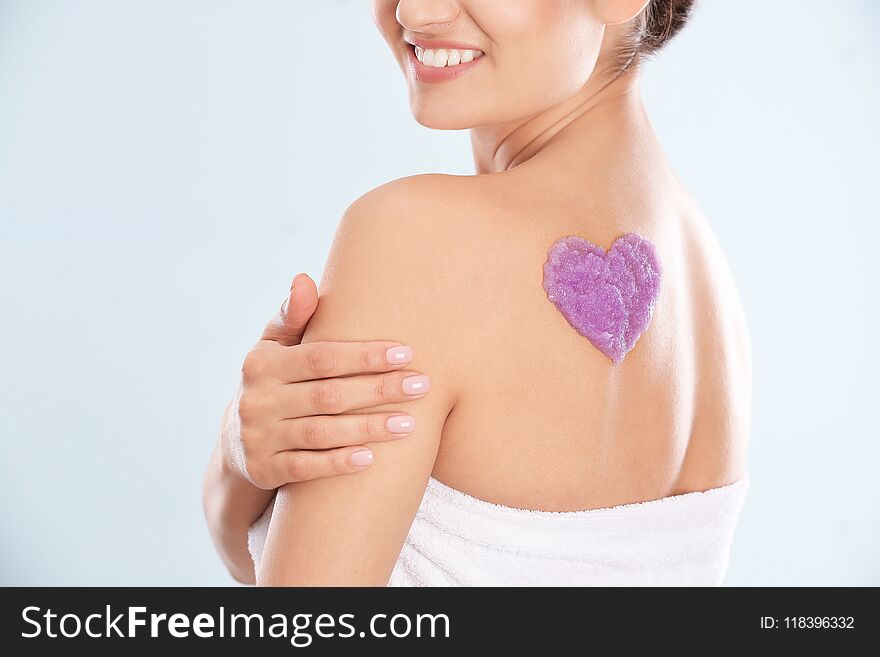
[248,474,749,587]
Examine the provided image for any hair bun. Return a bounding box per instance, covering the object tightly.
[613,0,695,73]
[640,0,696,55]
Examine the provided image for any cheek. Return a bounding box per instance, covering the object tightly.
[402,0,604,129]
[493,10,603,109]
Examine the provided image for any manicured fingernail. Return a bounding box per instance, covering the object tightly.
[402,374,430,396]
[351,449,373,467]
[386,345,413,365]
[387,415,415,434]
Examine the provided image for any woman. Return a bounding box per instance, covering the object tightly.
[204,0,751,586]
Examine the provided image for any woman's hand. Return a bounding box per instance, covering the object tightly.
[225,273,430,489]
[204,272,430,583]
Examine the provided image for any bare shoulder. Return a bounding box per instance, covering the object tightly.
[338,171,539,264]
[325,174,474,288]
[306,174,489,409]
[323,172,499,325]
[339,173,492,236]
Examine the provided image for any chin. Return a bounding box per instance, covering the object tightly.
[409,98,483,131]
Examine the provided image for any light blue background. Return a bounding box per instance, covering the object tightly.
[1,0,877,585]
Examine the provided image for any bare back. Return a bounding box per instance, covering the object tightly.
[429,111,751,511]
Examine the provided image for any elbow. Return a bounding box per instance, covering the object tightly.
[202,465,258,586]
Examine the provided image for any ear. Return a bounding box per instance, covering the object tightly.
[591,0,651,25]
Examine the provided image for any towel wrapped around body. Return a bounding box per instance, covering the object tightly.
[248,474,749,587]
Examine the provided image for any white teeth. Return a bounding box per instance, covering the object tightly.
[415,46,483,67]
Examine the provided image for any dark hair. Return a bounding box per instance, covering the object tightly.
[616,0,696,73]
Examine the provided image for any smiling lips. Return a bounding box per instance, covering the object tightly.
[406,41,485,84]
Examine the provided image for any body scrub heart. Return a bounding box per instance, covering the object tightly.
[542,233,662,365]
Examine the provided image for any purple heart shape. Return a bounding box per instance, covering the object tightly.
[542,233,662,365]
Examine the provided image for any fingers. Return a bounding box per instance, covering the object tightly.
[270,370,432,418]
[260,273,319,346]
[265,446,377,487]
[268,412,415,452]
[252,340,417,383]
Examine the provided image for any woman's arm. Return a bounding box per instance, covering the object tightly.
[257,178,462,586]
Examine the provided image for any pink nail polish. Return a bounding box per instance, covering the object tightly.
[387,415,416,434]
[351,450,373,467]
[402,374,431,396]
[385,345,413,365]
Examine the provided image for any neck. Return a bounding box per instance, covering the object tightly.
[470,66,642,174]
